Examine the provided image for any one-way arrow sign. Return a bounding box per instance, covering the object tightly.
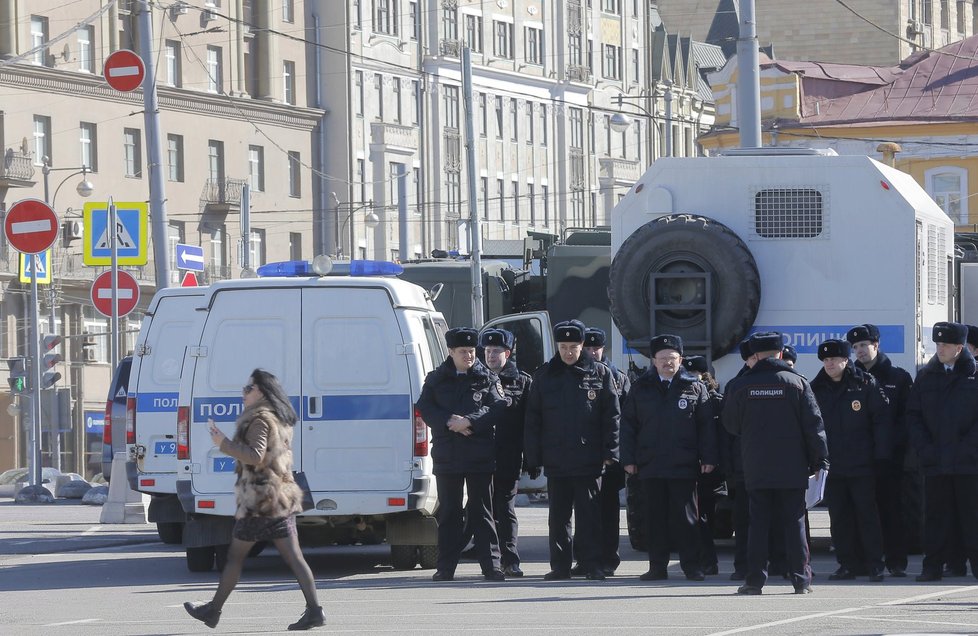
[176,243,205,272]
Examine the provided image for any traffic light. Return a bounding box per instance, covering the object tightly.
[7,357,27,394]
[40,334,62,389]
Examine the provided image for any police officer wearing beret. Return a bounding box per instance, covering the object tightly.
[479,328,532,577]
[524,320,621,581]
[622,336,717,581]
[907,322,978,582]
[846,323,914,577]
[811,339,891,582]
[723,332,829,595]
[417,328,509,582]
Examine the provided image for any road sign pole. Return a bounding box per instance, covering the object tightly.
[29,258,42,488]
[109,199,119,397]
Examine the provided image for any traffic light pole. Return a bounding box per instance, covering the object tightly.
[28,255,42,488]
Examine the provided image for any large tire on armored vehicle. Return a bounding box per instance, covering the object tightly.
[418,545,439,570]
[157,521,184,545]
[186,546,216,572]
[625,475,647,552]
[390,545,419,570]
[609,215,761,359]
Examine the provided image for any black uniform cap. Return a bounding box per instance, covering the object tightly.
[584,328,606,347]
[446,327,478,348]
[554,320,586,343]
[933,322,968,345]
[782,345,798,364]
[817,339,851,361]
[682,355,708,374]
[748,332,784,354]
[650,334,683,357]
[738,339,753,361]
[481,328,515,351]
[967,325,978,349]
[846,324,880,344]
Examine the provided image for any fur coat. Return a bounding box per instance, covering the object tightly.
[219,401,304,519]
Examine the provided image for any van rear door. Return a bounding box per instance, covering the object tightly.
[189,288,303,495]
[300,286,414,492]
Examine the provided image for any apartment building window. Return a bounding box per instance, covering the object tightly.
[494,96,504,139]
[603,44,622,80]
[443,6,458,40]
[288,151,301,197]
[393,78,402,123]
[375,74,385,120]
[446,172,461,218]
[479,93,488,136]
[620,127,627,159]
[570,108,583,148]
[601,0,621,14]
[924,0,933,23]
[167,222,185,273]
[941,0,949,29]
[283,60,295,104]
[465,14,483,52]
[542,184,550,227]
[493,20,514,58]
[206,45,223,93]
[526,102,534,144]
[631,49,639,83]
[926,166,968,223]
[528,183,536,224]
[249,229,266,267]
[632,0,639,15]
[411,80,420,124]
[289,232,302,260]
[282,0,295,23]
[409,2,419,40]
[210,226,226,271]
[540,104,548,146]
[497,178,505,221]
[357,159,366,202]
[77,26,94,73]
[957,0,966,32]
[569,33,583,66]
[634,123,642,164]
[32,115,50,166]
[208,140,225,184]
[512,181,520,223]
[443,85,460,129]
[974,0,978,33]
[510,99,518,142]
[588,39,594,73]
[80,122,98,172]
[165,40,182,87]
[354,0,362,28]
[604,115,612,155]
[31,16,48,66]
[589,111,596,151]
[123,128,142,178]
[167,134,184,182]
[355,71,364,116]
[248,145,265,192]
[375,0,399,36]
[525,26,543,64]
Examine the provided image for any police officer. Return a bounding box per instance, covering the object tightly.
[724,339,755,580]
[524,319,620,581]
[417,328,508,582]
[568,327,630,577]
[847,323,914,577]
[782,345,798,368]
[723,332,829,595]
[683,355,723,576]
[811,339,890,582]
[907,322,978,582]
[479,328,532,577]
[622,336,717,581]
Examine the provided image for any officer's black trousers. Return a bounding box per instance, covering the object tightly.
[493,468,521,568]
[921,474,978,576]
[696,472,721,569]
[643,477,699,574]
[434,472,500,574]
[746,488,810,589]
[547,475,601,572]
[731,479,750,575]
[826,475,884,573]
[874,467,907,572]
[594,463,625,570]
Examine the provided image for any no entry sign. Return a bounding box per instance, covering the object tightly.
[91,270,140,318]
[103,49,145,92]
[5,199,58,254]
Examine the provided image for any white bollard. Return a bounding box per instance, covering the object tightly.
[99,451,149,524]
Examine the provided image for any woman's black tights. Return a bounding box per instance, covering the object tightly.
[211,533,319,610]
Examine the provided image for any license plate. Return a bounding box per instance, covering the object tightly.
[212,457,236,472]
[154,441,177,455]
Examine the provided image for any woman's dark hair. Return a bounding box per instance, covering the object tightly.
[700,371,720,393]
[250,368,297,426]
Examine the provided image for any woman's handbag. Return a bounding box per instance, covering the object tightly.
[293,471,315,511]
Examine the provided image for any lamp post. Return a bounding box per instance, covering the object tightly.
[610,84,675,158]
[334,198,379,259]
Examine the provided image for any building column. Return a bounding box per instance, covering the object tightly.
[0,0,16,59]
[255,0,278,100]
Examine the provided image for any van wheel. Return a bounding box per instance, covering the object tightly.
[609,214,761,359]
[418,545,439,570]
[390,545,419,570]
[157,522,184,545]
[186,546,216,572]
[625,476,647,552]
[214,544,229,572]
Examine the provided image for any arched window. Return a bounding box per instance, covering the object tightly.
[925,166,968,224]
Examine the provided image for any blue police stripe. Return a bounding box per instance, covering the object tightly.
[305,394,411,421]
[136,392,180,412]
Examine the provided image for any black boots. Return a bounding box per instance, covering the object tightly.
[288,605,326,631]
[184,601,221,629]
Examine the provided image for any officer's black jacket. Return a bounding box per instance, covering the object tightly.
[493,358,532,476]
[855,352,913,464]
[602,359,631,401]
[620,368,718,480]
[524,350,620,478]
[811,364,891,477]
[722,357,829,490]
[417,358,508,476]
[906,348,978,476]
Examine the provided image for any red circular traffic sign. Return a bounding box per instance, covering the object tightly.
[103,49,145,92]
[4,198,58,254]
[91,271,141,318]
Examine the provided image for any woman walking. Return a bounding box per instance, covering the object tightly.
[184,369,324,630]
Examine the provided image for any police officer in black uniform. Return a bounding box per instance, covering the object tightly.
[479,328,532,577]
[907,322,978,582]
[622,335,717,581]
[417,327,509,582]
[724,339,756,580]
[847,323,914,577]
[811,338,890,582]
[723,332,829,595]
[524,319,620,581]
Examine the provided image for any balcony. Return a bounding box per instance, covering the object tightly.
[598,157,641,184]
[567,65,591,83]
[200,177,247,212]
[440,39,461,57]
[0,150,37,188]
[370,122,419,152]
[444,132,461,172]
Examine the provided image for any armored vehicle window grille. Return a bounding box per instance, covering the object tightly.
[927,224,947,304]
[752,188,824,238]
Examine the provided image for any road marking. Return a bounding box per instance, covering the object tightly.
[835,614,978,628]
[42,619,101,627]
[11,219,52,234]
[81,526,103,536]
[703,585,978,636]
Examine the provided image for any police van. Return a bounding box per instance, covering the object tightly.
[174,260,444,572]
[125,287,205,544]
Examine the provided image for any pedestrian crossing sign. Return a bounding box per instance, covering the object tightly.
[82,201,148,266]
[19,249,51,284]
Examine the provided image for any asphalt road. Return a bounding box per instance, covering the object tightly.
[1,502,977,635]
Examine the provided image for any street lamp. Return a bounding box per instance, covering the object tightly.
[42,157,96,209]
[610,85,675,157]
[333,195,379,259]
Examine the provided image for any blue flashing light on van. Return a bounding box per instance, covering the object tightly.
[257,259,404,278]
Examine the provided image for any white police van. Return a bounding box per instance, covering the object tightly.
[174,260,444,572]
[124,286,205,545]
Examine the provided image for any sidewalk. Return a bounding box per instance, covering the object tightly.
[0,498,158,556]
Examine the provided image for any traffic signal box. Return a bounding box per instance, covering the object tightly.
[7,357,27,393]
[40,335,62,389]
